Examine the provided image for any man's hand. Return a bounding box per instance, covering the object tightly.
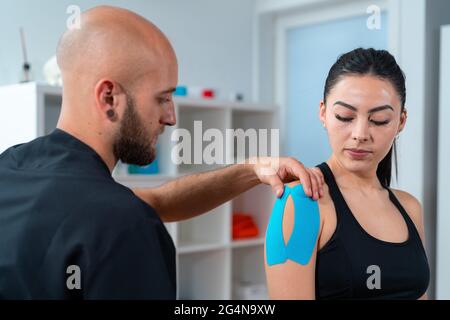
[247,157,325,200]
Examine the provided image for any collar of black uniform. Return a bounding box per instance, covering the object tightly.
[50,128,112,178]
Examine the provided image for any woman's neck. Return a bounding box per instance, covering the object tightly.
[326,156,385,194]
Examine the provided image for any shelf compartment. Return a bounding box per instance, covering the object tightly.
[177,242,227,254]
[231,237,264,248]
[178,203,231,248]
[232,184,275,241]
[232,246,268,300]
[178,249,230,300]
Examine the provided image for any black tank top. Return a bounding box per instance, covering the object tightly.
[315,162,430,300]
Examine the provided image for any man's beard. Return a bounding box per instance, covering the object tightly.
[113,94,156,166]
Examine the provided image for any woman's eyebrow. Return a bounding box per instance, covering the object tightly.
[333,101,394,113]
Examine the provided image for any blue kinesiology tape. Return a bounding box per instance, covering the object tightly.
[266,184,320,266]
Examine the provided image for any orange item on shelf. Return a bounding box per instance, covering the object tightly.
[232,213,259,240]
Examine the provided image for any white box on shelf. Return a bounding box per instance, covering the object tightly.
[233,281,268,300]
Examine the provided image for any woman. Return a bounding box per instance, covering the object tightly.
[265,48,430,300]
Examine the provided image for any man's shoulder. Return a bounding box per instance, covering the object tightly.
[81,181,161,224]
[0,134,49,159]
[0,139,34,167]
[55,181,166,252]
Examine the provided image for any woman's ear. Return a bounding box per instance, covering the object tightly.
[398,107,407,132]
[319,100,327,128]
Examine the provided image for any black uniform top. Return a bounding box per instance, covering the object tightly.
[0,129,176,299]
[315,162,430,300]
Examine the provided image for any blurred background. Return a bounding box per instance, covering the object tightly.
[0,0,449,300]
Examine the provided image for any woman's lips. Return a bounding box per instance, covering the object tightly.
[346,149,372,159]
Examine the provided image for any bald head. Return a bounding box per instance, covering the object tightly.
[57,5,176,90]
[56,6,178,172]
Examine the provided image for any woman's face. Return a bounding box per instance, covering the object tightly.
[319,75,407,175]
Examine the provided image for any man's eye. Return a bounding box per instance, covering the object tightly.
[158,97,171,105]
[335,114,353,122]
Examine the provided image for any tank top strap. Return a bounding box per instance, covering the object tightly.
[382,186,423,244]
[315,162,348,221]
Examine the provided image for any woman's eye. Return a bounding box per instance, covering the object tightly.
[371,120,390,126]
[335,114,390,126]
[335,114,353,122]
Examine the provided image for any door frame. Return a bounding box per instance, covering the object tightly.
[436,24,450,300]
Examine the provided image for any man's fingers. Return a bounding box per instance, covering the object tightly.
[255,163,285,197]
[293,167,323,200]
[295,168,313,197]
[266,174,285,198]
[315,174,324,197]
[309,171,320,200]
[255,157,326,199]
[312,167,325,185]
[284,163,311,197]
[310,168,325,197]
[317,171,325,196]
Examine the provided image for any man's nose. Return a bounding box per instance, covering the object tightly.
[162,102,177,126]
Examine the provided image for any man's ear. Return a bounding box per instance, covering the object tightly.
[95,80,118,121]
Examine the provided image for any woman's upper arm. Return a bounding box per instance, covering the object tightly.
[419,292,428,300]
[264,182,321,300]
[392,189,429,300]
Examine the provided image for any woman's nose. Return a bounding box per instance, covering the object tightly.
[352,120,370,142]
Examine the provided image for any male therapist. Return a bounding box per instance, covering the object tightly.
[0,6,324,299]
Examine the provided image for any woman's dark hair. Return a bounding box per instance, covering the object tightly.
[323,48,406,187]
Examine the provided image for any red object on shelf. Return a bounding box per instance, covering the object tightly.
[202,89,215,99]
[233,213,259,240]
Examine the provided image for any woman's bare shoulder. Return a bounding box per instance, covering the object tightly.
[390,188,425,239]
[390,188,422,214]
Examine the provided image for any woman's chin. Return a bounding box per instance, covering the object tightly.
[341,155,376,171]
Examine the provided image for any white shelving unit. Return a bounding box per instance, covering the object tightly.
[0,82,62,153]
[0,82,278,300]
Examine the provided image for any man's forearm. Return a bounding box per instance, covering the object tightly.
[134,163,260,222]
[133,157,325,222]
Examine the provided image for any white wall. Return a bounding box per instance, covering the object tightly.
[0,0,256,101]
[396,0,450,299]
